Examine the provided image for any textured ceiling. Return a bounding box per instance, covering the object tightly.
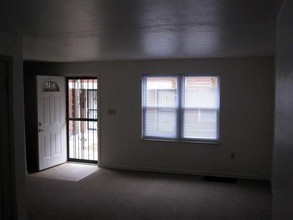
[20,0,282,62]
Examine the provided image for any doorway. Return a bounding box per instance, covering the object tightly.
[67,78,98,162]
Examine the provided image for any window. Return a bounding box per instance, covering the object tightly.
[142,75,220,143]
[43,80,60,92]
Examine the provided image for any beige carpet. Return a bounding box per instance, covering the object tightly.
[27,168,272,220]
[31,162,98,182]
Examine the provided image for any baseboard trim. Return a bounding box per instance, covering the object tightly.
[100,163,270,181]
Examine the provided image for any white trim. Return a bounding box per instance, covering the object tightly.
[97,74,101,166]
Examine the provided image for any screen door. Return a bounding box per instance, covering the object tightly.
[67,78,98,162]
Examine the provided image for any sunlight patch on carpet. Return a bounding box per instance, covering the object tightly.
[31,162,98,182]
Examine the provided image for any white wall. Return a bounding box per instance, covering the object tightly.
[0,32,27,220]
[273,0,293,219]
[25,57,274,179]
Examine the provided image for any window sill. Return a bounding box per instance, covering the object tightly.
[141,138,221,145]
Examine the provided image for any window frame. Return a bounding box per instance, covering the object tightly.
[141,73,220,144]
[142,75,179,140]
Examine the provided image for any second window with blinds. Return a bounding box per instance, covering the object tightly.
[142,75,220,143]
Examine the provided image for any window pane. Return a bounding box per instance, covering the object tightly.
[145,108,177,138]
[183,76,219,140]
[144,77,178,139]
[88,90,98,110]
[183,109,218,139]
[68,79,98,119]
[145,77,177,107]
[184,77,218,108]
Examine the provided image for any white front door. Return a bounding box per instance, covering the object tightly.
[37,76,67,170]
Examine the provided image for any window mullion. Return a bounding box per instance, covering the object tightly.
[142,76,147,138]
[216,75,220,140]
[177,76,183,140]
[181,75,185,140]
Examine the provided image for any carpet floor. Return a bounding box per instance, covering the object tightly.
[26,164,272,220]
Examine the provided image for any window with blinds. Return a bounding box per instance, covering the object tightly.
[143,76,178,139]
[142,75,220,142]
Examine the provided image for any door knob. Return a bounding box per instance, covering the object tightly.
[38,129,43,132]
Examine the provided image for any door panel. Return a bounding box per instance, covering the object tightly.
[37,76,66,170]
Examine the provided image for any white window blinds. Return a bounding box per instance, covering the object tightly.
[143,76,178,139]
[182,76,219,140]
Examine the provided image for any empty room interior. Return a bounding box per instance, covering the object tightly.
[1,0,293,219]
